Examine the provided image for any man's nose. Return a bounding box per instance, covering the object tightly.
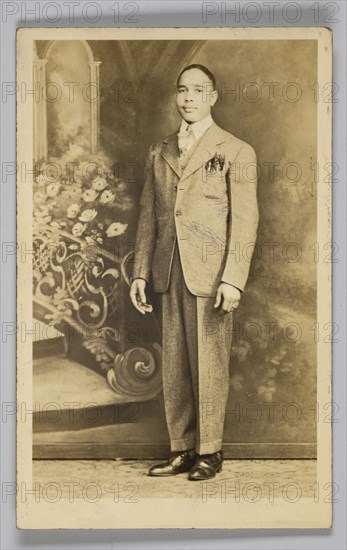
[184,90,194,101]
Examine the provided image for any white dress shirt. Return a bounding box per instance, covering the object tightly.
[179,114,213,151]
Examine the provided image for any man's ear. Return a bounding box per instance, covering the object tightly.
[210,90,218,106]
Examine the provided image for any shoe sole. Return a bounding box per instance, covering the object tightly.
[148,469,193,477]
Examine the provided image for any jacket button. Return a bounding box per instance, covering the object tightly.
[175,210,182,216]
[174,185,178,191]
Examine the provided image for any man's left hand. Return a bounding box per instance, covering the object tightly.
[214,283,241,314]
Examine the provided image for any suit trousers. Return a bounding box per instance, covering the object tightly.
[161,241,234,455]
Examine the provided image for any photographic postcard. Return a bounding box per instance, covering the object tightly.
[16,27,332,529]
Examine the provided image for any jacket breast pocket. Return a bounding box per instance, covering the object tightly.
[202,171,227,200]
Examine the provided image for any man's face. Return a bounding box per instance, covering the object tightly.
[175,68,218,123]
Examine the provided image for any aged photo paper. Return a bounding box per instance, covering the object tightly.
[16,27,332,529]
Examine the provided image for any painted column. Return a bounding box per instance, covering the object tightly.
[89,61,102,154]
[33,59,48,163]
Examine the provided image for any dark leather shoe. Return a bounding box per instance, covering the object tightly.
[148,450,198,477]
[188,450,223,481]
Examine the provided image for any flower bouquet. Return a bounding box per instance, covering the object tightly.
[33,150,133,251]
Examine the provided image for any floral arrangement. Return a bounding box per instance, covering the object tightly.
[33,150,133,250]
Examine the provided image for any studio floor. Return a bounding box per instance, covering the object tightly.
[32,459,317,500]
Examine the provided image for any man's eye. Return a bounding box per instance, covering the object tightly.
[195,89,202,93]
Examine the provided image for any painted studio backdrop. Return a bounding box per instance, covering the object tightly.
[32,39,317,459]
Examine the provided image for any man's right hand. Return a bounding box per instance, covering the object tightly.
[129,278,153,315]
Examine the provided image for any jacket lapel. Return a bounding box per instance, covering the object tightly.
[160,131,181,178]
[160,122,227,180]
[180,122,226,181]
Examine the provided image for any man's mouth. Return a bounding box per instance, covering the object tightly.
[183,107,196,112]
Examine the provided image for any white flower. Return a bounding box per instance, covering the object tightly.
[99,190,115,205]
[66,203,81,219]
[91,176,108,191]
[46,181,61,197]
[82,188,98,202]
[106,222,128,237]
[72,222,87,237]
[79,208,98,222]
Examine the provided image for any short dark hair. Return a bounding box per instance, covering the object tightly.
[176,64,216,91]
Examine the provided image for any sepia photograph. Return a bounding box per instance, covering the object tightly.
[16,27,332,529]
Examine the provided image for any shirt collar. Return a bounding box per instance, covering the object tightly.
[179,114,213,139]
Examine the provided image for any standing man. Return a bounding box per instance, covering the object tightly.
[130,64,259,480]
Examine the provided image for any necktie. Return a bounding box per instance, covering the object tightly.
[177,124,195,156]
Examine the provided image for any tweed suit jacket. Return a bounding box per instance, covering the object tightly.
[132,121,259,297]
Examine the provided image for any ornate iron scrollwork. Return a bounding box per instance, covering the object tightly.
[33,225,162,402]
